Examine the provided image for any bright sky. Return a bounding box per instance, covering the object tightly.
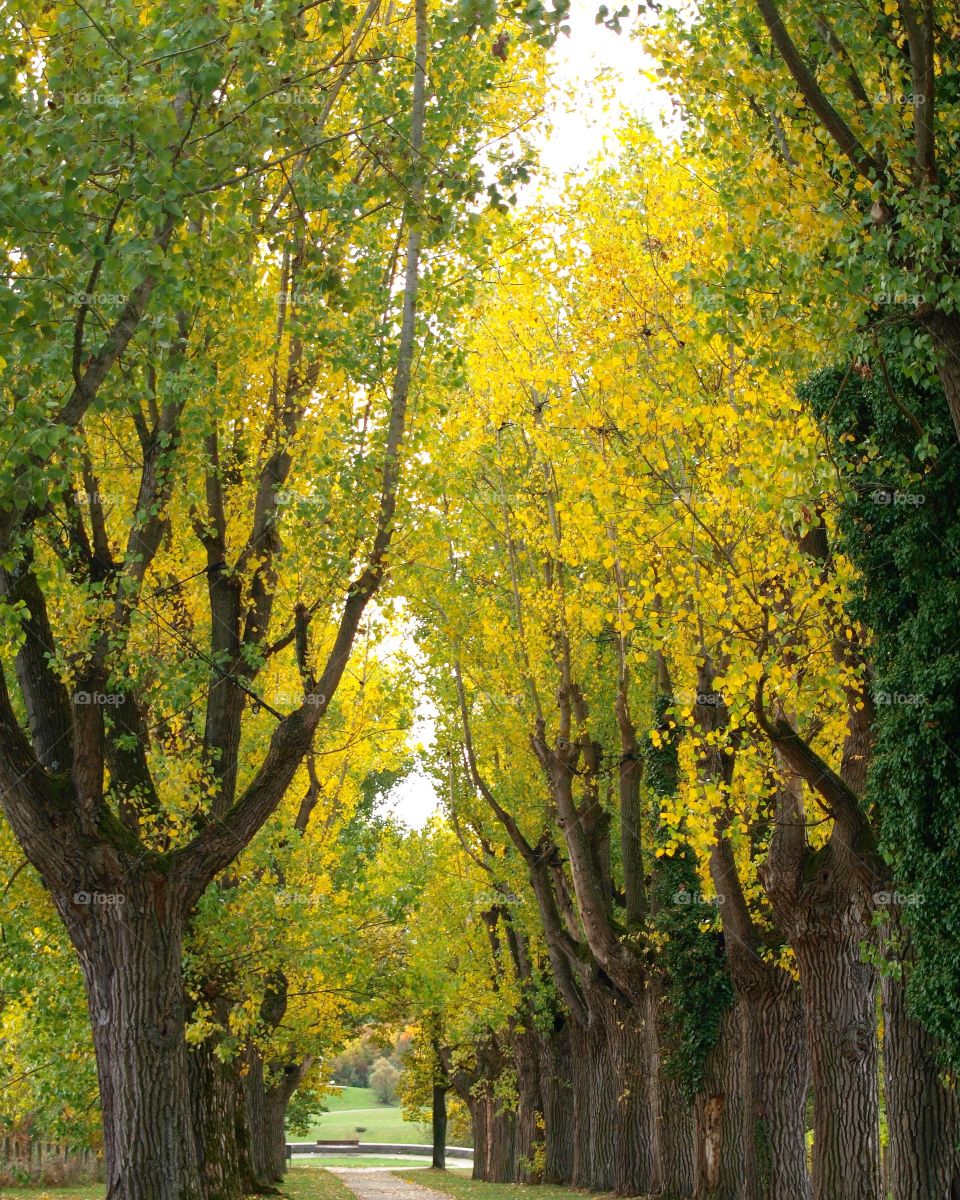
[384,1,670,828]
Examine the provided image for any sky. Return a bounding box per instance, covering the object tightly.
[383,1,670,828]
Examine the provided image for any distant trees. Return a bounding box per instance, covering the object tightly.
[369,1057,402,1105]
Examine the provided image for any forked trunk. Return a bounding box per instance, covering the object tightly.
[64,881,203,1200]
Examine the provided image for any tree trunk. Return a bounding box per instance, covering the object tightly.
[782,858,880,1200]
[693,1002,745,1200]
[486,1096,517,1183]
[648,974,695,1199]
[244,1046,302,1188]
[737,962,811,1200]
[65,883,204,1200]
[924,308,960,446]
[568,1019,599,1190]
[605,993,658,1197]
[188,1030,255,1200]
[513,1026,543,1182]
[432,1080,447,1170]
[881,908,960,1200]
[587,1011,617,1192]
[538,1021,573,1184]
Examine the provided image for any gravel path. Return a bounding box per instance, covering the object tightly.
[329,1168,452,1200]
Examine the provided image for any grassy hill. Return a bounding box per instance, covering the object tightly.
[293,1085,430,1145]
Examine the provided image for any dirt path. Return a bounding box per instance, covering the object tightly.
[329,1168,451,1200]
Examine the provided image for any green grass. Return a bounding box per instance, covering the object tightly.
[304,1156,432,1168]
[294,1086,429,1145]
[0,1166,364,1200]
[0,1189,104,1200]
[394,1171,613,1200]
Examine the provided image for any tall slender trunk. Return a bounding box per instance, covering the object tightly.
[538,1022,574,1184]
[432,1080,448,1171]
[66,885,203,1200]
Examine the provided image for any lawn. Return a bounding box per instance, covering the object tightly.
[395,1171,614,1200]
[294,1086,429,1145]
[0,1167,364,1200]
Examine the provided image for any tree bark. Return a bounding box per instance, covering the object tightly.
[188,1030,254,1200]
[693,1002,746,1200]
[767,844,881,1200]
[512,1025,543,1182]
[66,883,203,1200]
[431,1080,448,1170]
[737,961,811,1200]
[605,993,658,1197]
[538,1022,574,1185]
[880,907,960,1200]
[924,308,960,445]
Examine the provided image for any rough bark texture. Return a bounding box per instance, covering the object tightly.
[647,977,694,1200]
[538,1023,574,1185]
[188,1033,254,1200]
[925,308,960,445]
[767,844,881,1200]
[431,1081,448,1171]
[881,910,960,1200]
[738,964,811,1200]
[513,1026,543,1182]
[606,995,657,1197]
[66,886,203,1200]
[693,1003,745,1200]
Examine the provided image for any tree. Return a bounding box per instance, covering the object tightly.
[369,1056,401,1104]
[649,1,960,443]
[0,0,544,1193]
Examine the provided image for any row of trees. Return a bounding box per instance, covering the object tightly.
[399,104,960,1199]
[0,0,552,1195]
